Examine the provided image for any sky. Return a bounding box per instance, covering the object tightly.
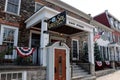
[61,0,120,20]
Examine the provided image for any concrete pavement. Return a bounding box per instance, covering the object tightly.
[96,70,120,80]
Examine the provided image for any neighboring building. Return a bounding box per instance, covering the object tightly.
[0,0,96,80]
[91,20,113,61]
[94,10,120,67]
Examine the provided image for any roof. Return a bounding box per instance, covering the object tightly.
[93,11,111,28]
[46,0,91,20]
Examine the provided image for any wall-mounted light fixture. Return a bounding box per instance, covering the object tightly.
[43,30,49,34]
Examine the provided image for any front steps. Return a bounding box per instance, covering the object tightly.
[72,63,96,80]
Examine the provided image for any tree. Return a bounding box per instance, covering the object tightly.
[94,43,102,61]
[82,42,89,62]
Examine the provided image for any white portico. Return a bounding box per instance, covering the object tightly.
[25,6,95,76]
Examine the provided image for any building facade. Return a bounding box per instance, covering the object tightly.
[0,0,119,80]
[94,10,120,68]
[0,0,96,80]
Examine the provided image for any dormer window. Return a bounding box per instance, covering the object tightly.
[114,21,118,29]
[35,2,43,12]
[5,0,21,15]
[109,18,114,27]
[118,23,120,29]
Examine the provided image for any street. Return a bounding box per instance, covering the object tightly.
[96,70,120,80]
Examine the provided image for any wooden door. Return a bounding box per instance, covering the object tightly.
[54,49,66,80]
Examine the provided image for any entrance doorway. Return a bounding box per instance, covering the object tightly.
[72,39,79,60]
[31,33,40,64]
[54,49,66,80]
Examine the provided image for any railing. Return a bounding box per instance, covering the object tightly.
[0,45,40,66]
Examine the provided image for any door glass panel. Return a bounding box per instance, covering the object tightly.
[31,33,40,47]
[59,56,62,76]
[73,40,78,58]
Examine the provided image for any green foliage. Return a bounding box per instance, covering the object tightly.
[82,43,89,62]
[15,55,32,65]
[0,47,13,58]
[94,43,102,61]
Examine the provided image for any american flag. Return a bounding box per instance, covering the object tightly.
[94,31,104,41]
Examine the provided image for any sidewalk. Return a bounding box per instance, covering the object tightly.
[96,70,120,80]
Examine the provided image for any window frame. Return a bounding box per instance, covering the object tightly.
[34,2,43,12]
[72,39,79,60]
[5,0,21,15]
[0,24,19,46]
[0,24,19,59]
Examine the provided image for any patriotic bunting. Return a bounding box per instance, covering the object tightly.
[96,61,102,67]
[16,47,35,57]
[105,61,110,66]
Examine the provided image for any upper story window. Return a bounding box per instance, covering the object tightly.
[109,18,114,27]
[35,2,43,12]
[114,21,118,29]
[118,23,120,30]
[0,24,18,46]
[5,0,21,15]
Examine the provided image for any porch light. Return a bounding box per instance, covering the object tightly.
[60,33,63,36]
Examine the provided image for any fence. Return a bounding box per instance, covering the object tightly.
[0,45,40,66]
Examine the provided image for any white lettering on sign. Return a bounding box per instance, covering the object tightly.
[69,21,84,28]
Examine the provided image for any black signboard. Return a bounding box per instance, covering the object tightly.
[47,11,66,29]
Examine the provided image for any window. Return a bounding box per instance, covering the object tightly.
[72,39,79,59]
[0,24,18,58]
[114,21,118,29]
[0,71,25,80]
[118,23,120,29]
[35,2,43,12]
[109,18,114,27]
[5,0,21,15]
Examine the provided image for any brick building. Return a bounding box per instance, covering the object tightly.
[94,10,120,68]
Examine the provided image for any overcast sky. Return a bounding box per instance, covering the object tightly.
[61,0,120,20]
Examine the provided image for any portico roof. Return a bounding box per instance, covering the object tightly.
[25,6,94,33]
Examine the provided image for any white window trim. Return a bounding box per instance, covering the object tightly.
[5,0,21,15]
[72,39,79,60]
[0,24,19,46]
[29,30,41,48]
[0,24,19,59]
[34,2,43,12]
[0,71,27,80]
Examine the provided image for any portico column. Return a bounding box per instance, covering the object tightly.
[40,18,49,66]
[110,47,115,68]
[114,47,117,61]
[88,32,95,75]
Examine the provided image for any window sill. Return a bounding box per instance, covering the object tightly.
[4,11,21,17]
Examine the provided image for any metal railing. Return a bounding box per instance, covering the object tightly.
[0,45,40,66]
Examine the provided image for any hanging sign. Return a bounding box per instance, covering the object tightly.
[47,11,66,29]
[16,47,35,57]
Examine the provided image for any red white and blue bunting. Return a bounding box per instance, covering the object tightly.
[105,61,110,66]
[96,61,102,67]
[16,47,35,57]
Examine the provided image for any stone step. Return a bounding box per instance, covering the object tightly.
[73,72,88,77]
[73,69,85,73]
[73,67,82,70]
[72,75,96,80]
[71,64,92,80]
